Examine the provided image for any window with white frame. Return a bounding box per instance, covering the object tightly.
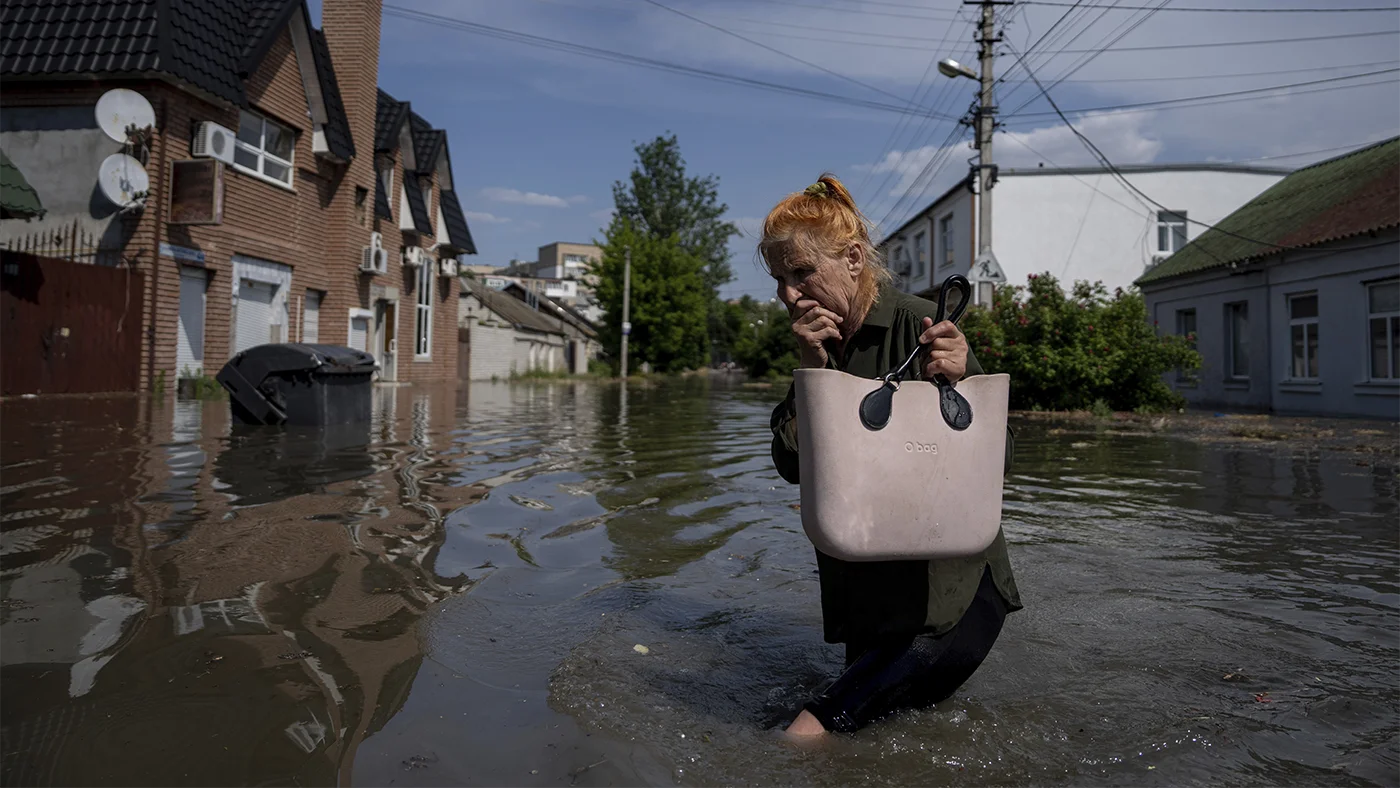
[939,215,954,268]
[1369,279,1399,380]
[415,259,433,358]
[1156,210,1188,256]
[1289,293,1319,379]
[379,164,394,216]
[1226,301,1249,379]
[1176,308,1197,382]
[914,231,927,278]
[234,110,294,187]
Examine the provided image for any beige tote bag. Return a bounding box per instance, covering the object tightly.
[793,275,1010,562]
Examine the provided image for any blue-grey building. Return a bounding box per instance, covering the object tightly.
[1137,139,1399,419]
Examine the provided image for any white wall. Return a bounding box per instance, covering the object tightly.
[991,169,1285,293]
[465,321,516,381]
[883,188,973,295]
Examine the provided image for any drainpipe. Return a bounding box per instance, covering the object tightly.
[1263,255,1273,414]
[146,96,171,394]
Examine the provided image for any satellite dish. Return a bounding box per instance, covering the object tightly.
[95,88,155,142]
[98,153,150,207]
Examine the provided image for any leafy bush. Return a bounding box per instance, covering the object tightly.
[724,297,799,378]
[959,273,1200,412]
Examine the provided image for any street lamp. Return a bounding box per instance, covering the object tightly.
[937,58,977,81]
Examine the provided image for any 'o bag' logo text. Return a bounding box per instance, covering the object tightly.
[904,441,938,454]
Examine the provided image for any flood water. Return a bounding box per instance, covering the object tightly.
[2,380,1396,787]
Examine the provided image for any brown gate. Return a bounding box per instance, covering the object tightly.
[457,326,471,382]
[2,252,144,395]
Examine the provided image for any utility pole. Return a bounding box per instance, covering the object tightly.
[620,245,631,379]
[940,2,1006,303]
[976,0,997,255]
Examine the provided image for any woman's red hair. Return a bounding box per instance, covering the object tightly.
[758,173,892,311]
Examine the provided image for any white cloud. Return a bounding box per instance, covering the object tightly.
[481,187,571,208]
[567,195,589,205]
[1000,111,1163,169]
[864,111,1161,200]
[465,211,511,224]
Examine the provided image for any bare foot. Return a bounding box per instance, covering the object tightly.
[785,709,826,737]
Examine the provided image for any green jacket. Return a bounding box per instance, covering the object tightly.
[771,283,1022,643]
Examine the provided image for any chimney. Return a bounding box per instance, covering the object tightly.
[322,0,382,187]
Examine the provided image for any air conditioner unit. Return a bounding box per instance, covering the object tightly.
[361,232,387,274]
[403,246,424,268]
[438,258,458,277]
[191,121,236,165]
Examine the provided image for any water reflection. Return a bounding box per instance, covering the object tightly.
[2,388,477,786]
[2,383,1396,787]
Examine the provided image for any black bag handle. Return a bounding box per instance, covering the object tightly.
[859,275,975,432]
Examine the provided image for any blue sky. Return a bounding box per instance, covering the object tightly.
[310,0,1399,302]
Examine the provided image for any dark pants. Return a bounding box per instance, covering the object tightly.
[804,567,1009,733]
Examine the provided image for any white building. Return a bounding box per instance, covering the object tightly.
[1137,139,1399,419]
[880,163,1289,302]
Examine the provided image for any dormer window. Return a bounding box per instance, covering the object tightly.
[379,164,394,217]
[234,110,294,188]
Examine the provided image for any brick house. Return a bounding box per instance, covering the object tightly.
[0,0,474,394]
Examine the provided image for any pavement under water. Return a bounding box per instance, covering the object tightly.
[1,380,1396,786]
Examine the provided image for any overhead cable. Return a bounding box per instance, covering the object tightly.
[1020,1,1400,11]
[381,6,960,121]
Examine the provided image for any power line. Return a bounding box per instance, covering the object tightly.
[381,6,961,121]
[638,0,913,104]
[1000,0,1164,109]
[1004,68,1400,120]
[745,0,961,21]
[1003,60,1400,83]
[1020,1,1400,10]
[1000,0,1173,110]
[1002,40,1291,254]
[731,17,956,41]
[857,13,977,198]
[1019,28,1400,52]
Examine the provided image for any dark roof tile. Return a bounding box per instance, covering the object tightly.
[307,28,353,161]
[408,111,445,173]
[2,0,353,159]
[1138,138,1400,286]
[402,171,432,235]
[438,190,476,255]
[375,89,409,152]
[463,278,566,336]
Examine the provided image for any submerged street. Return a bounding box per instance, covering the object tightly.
[1,380,1396,786]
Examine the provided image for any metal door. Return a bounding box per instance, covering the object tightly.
[235,279,276,353]
[302,290,320,343]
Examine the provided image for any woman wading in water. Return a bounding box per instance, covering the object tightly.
[761,174,1022,736]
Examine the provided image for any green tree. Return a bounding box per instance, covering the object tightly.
[593,219,710,373]
[612,134,738,292]
[959,273,1200,412]
[726,297,799,378]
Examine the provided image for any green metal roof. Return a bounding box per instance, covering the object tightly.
[0,149,44,219]
[1136,137,1400,286]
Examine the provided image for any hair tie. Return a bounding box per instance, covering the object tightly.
[804,181,828,198]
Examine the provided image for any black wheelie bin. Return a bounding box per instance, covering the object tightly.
[217,344,378,426]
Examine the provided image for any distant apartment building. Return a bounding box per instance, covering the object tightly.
[879,164,1287,304]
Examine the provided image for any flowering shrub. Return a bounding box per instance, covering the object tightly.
[959,273,1200,412]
